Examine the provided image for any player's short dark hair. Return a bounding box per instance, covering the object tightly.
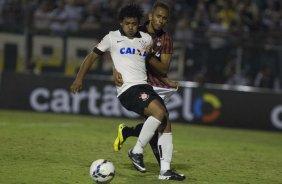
[152,1,170,15]
[118,4,143,23]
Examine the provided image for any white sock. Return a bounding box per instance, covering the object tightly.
[132,116,161,154]
[158,132,173,172]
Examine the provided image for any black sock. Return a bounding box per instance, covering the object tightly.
[122,123,143,139]
[150,131,160,165]
[133,123,143,136]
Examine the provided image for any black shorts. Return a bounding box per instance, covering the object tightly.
[118,84,166,116]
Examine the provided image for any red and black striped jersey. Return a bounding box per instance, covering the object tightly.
[139,22,173,88]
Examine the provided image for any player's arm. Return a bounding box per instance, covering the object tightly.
[159,77,179,88]
[112,66,123,87]
[70,52,99,93]
[147,33,173,76]
[71,34,111,93]
[147,53,171,76]
[147,34,178,88]
[147,54,178,88]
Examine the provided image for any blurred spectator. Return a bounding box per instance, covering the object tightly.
[33,0,53,33]
[205,3,230,84]
[224,60,252,86]
[49,0,68,35]
[63,0,84,32]
[49,0,83,35]
[135,0,152,15]
[261,0,281,31]
[218,0,237,31]
[80,2,101,32]
[206,8,229,49]
[193,1,210,33]
[1,0,23,32]
[254,65,275,88]
[174,12,194,42]
[237,0,260,32]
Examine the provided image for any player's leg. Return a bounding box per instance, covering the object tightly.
[123,123,143,138]
[115,123,143,147]
[156,114,185,180]
[114,122,161,164]
[150,87,177,166]
[114,123,145,151]
[113,123,127,152]
[129,100,185,181]
[128,98,168,172]
[157,119,185,181]
[115,87,176,159]
[149,131,160,165]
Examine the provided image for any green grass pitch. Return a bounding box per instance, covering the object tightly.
[0,110,282,184]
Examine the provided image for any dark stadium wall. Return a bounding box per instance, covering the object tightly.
[0,72,282,131]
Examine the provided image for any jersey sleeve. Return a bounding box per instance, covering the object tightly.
[93,34,111,55]
[161,33,173,54]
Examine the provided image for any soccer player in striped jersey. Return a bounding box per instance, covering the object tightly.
[113,2,185,181]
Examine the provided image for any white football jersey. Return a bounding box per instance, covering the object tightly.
[95,30,153,96]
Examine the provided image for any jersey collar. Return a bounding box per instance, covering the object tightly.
[119,29,141,38]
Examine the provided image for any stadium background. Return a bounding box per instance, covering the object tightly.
[0,0,282,131]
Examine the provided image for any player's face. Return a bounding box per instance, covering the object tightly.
[120,17,139,38]
[149,7,169,31]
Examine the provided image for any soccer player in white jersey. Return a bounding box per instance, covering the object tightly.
[70,4,185,181]
[113,2,185,181]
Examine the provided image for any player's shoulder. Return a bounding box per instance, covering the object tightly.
[108,30,121,37]
[105,30,124,42]
[162,30,172,39]
[158,30,173,44]
[139,31,152,40]
[165,31,172,36]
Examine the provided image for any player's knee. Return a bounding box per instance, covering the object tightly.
[146,99,168,122]
[153,108,167,122]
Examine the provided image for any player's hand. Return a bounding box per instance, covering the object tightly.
[114,70,123,87]
[70,80,83,94]
[146,46,152,54]
[161,78,179,89]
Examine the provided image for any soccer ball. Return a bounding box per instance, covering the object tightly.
[89,159,115,183]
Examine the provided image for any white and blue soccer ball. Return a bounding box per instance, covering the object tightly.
[89,159,115,183]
